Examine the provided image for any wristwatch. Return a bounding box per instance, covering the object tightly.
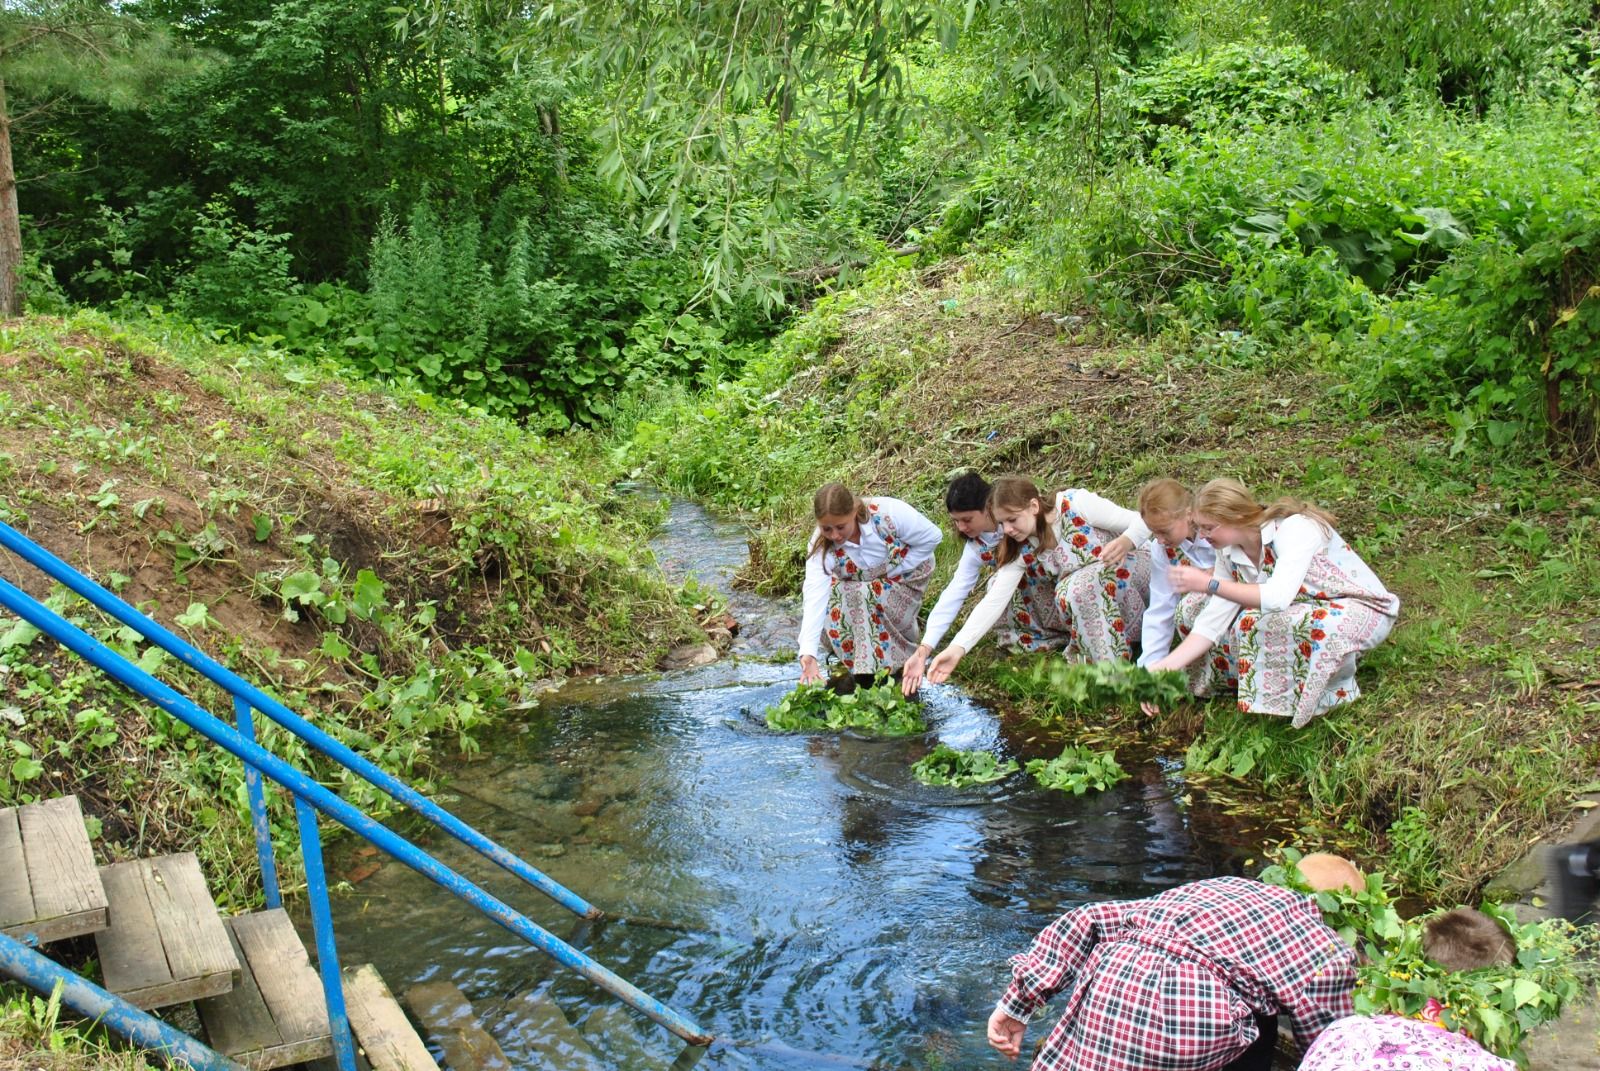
[1206,578,1220,595]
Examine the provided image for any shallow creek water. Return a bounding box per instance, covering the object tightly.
[303,499,1268,1070]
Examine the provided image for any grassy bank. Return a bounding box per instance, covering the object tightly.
[0,310,703,905]
[617,262,1600,902]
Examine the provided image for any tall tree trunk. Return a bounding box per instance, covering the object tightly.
[0,78,23,318]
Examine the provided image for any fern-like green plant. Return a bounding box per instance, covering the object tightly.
[912,744,1020,787]
[1026,744,1128,795]
[763,677,927,736]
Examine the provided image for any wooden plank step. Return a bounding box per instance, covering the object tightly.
[485,990,606,1071]
[404,981,509,1071]
[344,964,439,1071]
[197,910,333,1070]
[0,796,109,944]
[95,853,240,1009]
[581,1003,677,1071]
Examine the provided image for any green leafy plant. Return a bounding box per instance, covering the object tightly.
[912,744,1019,787]
[1260,847,1598,1060]
[763,678,927,736]
[998,658,1190,724]
[1026,745,1128,795]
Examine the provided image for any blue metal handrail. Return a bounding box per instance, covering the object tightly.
[0,568,712,1064]
[0,933,243,1071]
[0,520,599,921]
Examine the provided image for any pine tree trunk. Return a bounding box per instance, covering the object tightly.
[0,78,21,318]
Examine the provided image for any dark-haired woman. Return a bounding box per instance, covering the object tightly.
[798,482,943,685]
[926,475,1152,683]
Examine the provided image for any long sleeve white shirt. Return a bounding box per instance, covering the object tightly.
[947,489,1151,653]
[797,496,943,661]
[1137,536,1217,667]
[1189,515,1396,642]
[918,529,1004,651]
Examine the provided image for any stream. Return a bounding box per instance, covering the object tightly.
[304,497,1270,1070]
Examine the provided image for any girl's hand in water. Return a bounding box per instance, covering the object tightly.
[799,655,824,685]
[987,1008,1025,1059]
[901,646,931,696]
[1099,533,1134,567]
[927,645,965,684]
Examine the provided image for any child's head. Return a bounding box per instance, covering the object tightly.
[988,475,1047,566]
[1297,852,1365,894]
[945,472,994,541]
[1423,908,1516,972]
[1137,478,1196,546]
[812,482,869,552]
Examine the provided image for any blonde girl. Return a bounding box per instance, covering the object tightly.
[797,482,943,684]
[1147,478,1399,727]
[1135,478,1224,674]
[926,475,1152,683]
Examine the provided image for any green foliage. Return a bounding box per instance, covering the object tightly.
[1026,744,1129,794]
[1261,848,1598,1060]
[172,201,298,327]
[763,679,927,736]
[997,657,1190,723]
[911,744,1019,787]
[1121,42,1360,137]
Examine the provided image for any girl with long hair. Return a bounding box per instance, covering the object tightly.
[797,482,943,685]
[1135,478,1224,675]
[1145,478,1399,727]
[925,475,1152,683]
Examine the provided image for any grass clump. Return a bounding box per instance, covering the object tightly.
[1026,745,1129,795]
[1261,848,1597,1062]
[911,744,1019,787]
[997,659,1191,725]
[763,679,927,736]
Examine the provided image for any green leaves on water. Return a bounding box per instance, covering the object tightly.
[764,679,926,736]
[912,744,1019,788]
[1026,745,1128,795]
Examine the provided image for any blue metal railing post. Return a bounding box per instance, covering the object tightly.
[0,574,713,1046]
[296,797,356,1071]
[234,696,281,910]
[0,933,245,1071]
[0,520,600,920]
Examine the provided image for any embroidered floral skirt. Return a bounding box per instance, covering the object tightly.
[994,568,1073,652]
[1054,547,1153,663]
[1299,1015,1513,1071]
[1177,591,1240,698]
[1235,599,1395,728]
[824,558,935,675]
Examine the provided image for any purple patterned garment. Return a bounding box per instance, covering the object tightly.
[1298,1014,1515,1071]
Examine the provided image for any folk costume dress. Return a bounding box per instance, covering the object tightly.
[798,497,942,676]
[1137,534,1218,670]
[1187,515,1399,728]
[920,530,1072,655]
[998,876,1356,1071]
[1298,1014,1514,1071]
[949,490,1153,663]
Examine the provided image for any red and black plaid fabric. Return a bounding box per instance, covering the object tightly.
[999,876,1356,1071]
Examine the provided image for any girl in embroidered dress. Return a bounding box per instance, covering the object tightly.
[925,475,1153,684]
[1135,478,1225,675]
[1298,908,1516,1071]
[1145,478,1399,728]
[797,482,943,686]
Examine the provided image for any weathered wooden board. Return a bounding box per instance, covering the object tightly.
[199,910,332,1070]
[0,797,108,943]
[97,853,239,1008]
[345,964,439,1071]
[404,981,509,1071]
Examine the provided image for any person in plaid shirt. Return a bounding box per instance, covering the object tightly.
[987,855,1362,1071]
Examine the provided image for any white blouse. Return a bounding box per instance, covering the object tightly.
[1137,536,1217,668]
[1189,515,1397,642]
[797,496,943,661]
[947,489,1151,653]
[919,529,1004,651]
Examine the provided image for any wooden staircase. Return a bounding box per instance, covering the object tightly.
[0,795,438,1071]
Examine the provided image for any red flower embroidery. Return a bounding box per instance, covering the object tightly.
[1310,628,1326,641]
[1017,611,1032,625]
[1115,568,1130,580]
[828,629,840,639]
[1237,700,1250,712]
[1104,582,1117,596]
[1070,515,1086,526]
[829,608,841,622]
[841,640,854,652]
[878,630,889,641]
[1213,656,1228,670]
[1072,533,1089,548]
[1311,608,1328,620]
[1113,620,1125,633]
[1239,616,1256,631]
[1237,659,1251,674]
[1022,553,1035,565]
[1336,688,1348,698]
[1299,642,1313,657]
